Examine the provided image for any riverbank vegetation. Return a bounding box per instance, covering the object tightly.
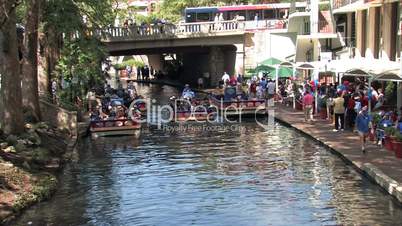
[0,0,115,222]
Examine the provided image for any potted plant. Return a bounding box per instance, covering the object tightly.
[369,113,382,141]
[394,132,402,158]
[384,127,397,151]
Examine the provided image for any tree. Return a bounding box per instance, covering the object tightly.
[40,0,114,102]
[0,0,25,134]
[22,0,41,121]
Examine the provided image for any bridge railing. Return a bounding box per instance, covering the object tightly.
[93,19,287,41]
[99,21,245,41]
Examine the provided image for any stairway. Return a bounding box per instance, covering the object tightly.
[319,11,334,33]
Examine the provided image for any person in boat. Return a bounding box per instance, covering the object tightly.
[126,106,141,126]
[249,80,257,99]
[116,84,125,98]
[229,75,237,87]
[90,108,101,122]
[182,84,195,100]
[116,107,126,127]
[105,84,113,95]
[127,81,137,99]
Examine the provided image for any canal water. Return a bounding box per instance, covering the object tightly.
[11,84,402,226]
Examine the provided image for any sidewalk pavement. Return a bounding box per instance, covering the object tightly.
[274,105,402,203]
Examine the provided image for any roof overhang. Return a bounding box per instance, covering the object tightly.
[325,59,402,80]
[297,33,338,39]
[333,1,369,14]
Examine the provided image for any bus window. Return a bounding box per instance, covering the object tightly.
[196,13,212,22]
[263,9,276,19]
[186,13,196,23]
[238,11,246,18]
[278,9,288,19]
[247,10,260,21]
[228,11,237,20]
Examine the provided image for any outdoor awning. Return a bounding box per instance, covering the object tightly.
[374,72,402,82]
[343,68,371,77]
[327,59,401,76]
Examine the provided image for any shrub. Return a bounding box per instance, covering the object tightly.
[385,82,395,102]
[113,59,145,71]
[384,127,397,136]
[395,132,402,142]
[371,113,382,126]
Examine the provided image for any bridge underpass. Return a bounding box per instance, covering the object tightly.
[108,45,240,86]
[101,24,246,86]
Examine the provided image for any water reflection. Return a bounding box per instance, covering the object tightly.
[10,84,402,226]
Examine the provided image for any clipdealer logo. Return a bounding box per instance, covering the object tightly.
[128,98,276,132]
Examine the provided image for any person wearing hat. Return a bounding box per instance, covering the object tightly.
[356,106,371,153]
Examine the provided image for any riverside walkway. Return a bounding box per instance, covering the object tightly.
[275,105,402,203]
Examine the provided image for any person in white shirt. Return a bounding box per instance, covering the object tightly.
[222,72,230,84]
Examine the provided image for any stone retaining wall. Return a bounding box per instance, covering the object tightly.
[39,100,77,136]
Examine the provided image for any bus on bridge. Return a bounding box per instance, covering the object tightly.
[184,2,307,30]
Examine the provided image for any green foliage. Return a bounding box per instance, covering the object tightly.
[32,148,51,164]
[15,1,27,24]
[371,113,382,126]
[385,126,397,137]
[395,132,402,142]
[56,38,108,102]
[385,82,395,102]
[114,59,145,70]
[319,3,330,11]
[43,0,115,35]
[37,0,115,106]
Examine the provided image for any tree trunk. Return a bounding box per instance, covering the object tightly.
[22,0,41,121]
[43,26,60,96]
[0,1,25,134]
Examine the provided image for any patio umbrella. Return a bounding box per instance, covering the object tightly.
[255,64,274,74]
[259,57,282,66]
[277,66,293,78]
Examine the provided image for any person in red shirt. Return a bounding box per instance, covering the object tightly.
[360,92,369,107]
[229,75,237,87]
[303,90,314,122]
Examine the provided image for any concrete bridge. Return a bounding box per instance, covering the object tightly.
[99,20,287,85]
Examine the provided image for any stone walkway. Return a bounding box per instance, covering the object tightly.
[274,105,402,203]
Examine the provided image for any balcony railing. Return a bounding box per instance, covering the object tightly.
[333,0,360,10]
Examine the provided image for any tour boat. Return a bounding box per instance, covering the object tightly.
[170,98,216,122]
[90,119,141,138]
[173,110,216,122]
[208,94,267,116]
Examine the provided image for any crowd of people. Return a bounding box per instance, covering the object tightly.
[297,78,399,152]
[220,72,276,102]
[124,64,165,81]
[89,82,142,126]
